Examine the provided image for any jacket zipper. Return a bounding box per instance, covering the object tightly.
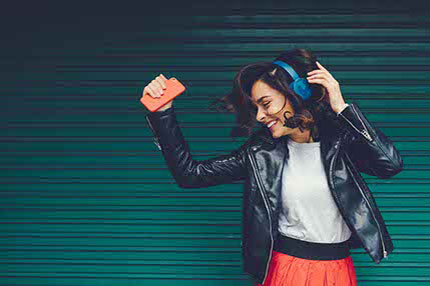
[339,104,373,142]
[247,148,274,285]
[338,104,388,258]
[343,152,388,259]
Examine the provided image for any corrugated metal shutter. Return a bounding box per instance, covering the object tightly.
[1,2,428,285]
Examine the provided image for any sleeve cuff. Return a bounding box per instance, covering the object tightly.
[145,105,176,143]
[336,103,350,116]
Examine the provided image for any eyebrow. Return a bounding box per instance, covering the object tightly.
[253,95,271,105]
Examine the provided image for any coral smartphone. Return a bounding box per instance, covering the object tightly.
[140,77,186,112]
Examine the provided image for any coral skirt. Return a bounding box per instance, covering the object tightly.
[254,250,357,286]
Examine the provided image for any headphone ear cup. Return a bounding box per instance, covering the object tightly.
[293,78,312,101]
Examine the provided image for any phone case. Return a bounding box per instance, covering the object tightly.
[140,77,186,112]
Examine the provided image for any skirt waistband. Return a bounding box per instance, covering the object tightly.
[274,233,350,260]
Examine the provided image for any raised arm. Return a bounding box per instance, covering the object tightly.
[145,105,248,188]
[337,101,403,179]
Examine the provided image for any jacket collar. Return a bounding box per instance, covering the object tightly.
[253,126,339,153]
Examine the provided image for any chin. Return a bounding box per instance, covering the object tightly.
[269,126,290,139]
[270,130,283,138]
[271,133,281,138]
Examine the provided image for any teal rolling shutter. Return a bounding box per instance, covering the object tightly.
[1,2,428,285]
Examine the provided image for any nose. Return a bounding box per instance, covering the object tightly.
[256,107,267,123]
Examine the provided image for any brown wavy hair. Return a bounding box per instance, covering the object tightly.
[209,48,341,139]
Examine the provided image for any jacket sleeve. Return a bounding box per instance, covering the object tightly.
[145,105,248,188]
[337,101,403,179]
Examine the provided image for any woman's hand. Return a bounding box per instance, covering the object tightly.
[143,73,173,112]
[306,61,348,114]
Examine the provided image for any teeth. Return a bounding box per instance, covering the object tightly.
[267,120,277,128]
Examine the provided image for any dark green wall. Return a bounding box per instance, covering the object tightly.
[1,1,429,285]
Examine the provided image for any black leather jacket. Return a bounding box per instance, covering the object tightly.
[145,102,403,285]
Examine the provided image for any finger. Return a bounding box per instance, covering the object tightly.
[307,70,332,80]
[143,86,150,97]
[307,70,327,76]
[150,80,163,95]
[156,75,167,89]
[159,74,168,81]
[307,77,329,87]
[307,73,330,81]
[316,61,328,72]
[152,80,164,95]
[147,85,160,98]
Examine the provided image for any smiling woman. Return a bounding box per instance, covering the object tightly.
[206,48,362,285]
[145,47,401,286]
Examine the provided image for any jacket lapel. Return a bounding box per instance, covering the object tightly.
[320,130,339,176]
[252,132,288,218]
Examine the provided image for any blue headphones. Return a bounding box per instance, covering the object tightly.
[272,60,312,101]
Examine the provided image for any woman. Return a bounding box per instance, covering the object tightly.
[143,48,403,285]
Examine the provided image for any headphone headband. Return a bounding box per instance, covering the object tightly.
[272,60,300,81]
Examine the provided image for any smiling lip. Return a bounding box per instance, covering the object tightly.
[268,120,278,130]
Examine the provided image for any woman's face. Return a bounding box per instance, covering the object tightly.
[250,80,309,140]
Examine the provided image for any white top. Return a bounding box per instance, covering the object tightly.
[278,138,352,243]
